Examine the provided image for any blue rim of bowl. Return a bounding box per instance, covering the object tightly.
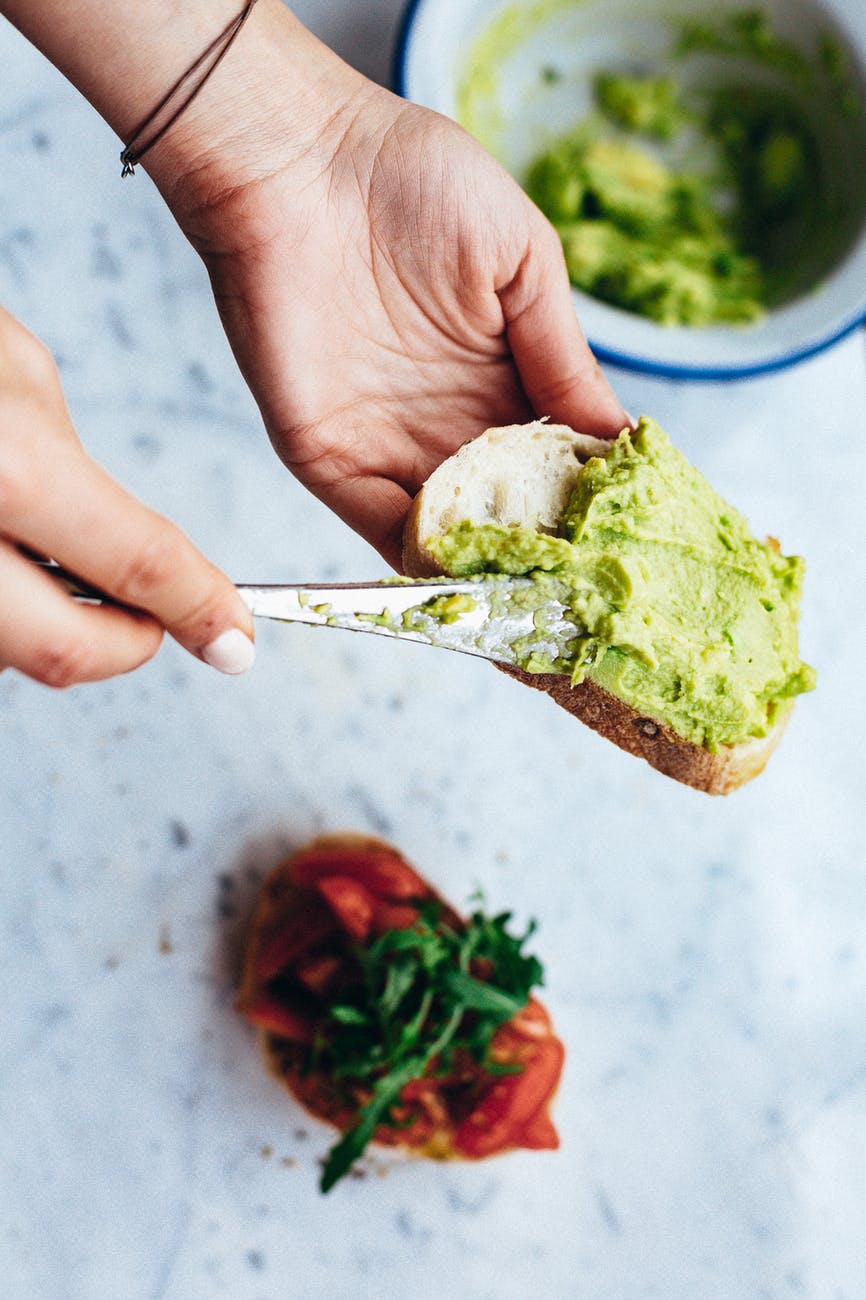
[392,0,866,382]
[588,308,866,381]
[392,0,423,100]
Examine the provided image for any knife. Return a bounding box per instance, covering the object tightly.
[34,561,582,669]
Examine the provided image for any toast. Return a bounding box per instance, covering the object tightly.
[402,420,793,796]
[237,832,563,1190]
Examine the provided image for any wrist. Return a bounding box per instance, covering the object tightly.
[2,0,382,225]
[140,1,378,226]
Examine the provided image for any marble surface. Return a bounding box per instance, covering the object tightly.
[2,4,866,1298]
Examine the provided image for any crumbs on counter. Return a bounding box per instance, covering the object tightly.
[217,871,238,920]
[169,818,191,848]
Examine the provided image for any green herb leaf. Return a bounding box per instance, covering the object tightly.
[329,1005,369,1026]
[319,1060,420,1193]
[308,897,544,1192]
[442,969,526,1018]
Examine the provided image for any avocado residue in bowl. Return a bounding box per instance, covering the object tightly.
[526,127,766,326]
[427,418,816,751]
[459,7,866,327]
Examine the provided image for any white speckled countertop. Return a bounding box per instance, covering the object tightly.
[2,4,866,1298]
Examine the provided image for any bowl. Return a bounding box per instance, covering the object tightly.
[395,0,866,380]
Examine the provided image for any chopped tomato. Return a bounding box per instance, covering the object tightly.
[240,993,315,1043]
[293,951,342,997]
[371,899,421,935]
[290,843,428,900]
[517,1110,560,1151]
[454,1036,565,1159]
[254,903,335,982]
[509,997,554,1039]
[383,1080,446,1149]
[315,874,376,943]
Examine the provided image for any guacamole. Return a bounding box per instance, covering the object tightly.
[458,6,866,326]
[527,132,764,326]
[428,418,815,751]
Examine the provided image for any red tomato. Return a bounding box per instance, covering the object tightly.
[371,899,421,935]
[293,951,342,997]
[517,1110,560,1151]
[509,998,554,1039]
[241,993,315,1043]
[254,904,336,982]
[454,1036,564,1158]
[291,844,428,900]
[315,874,376,943]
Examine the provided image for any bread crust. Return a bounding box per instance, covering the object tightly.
[403,422,790,795]
[495,663,789,795]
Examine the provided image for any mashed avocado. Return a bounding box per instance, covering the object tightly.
[458,6,866,326]
[527,132,764,325]
[428,418,815,751]
[594,73,685,140]
[524,63,829,325]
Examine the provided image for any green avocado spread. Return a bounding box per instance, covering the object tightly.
[527,130,765,326]
[428,418,815,751]
[458,7,866,327]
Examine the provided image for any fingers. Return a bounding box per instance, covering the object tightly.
[1,440,256,671]
[0,310,255,683]
[497,212,632,439]
[0,540,164,686]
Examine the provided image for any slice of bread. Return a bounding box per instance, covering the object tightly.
[403,420,612,577]
[402,421,789,796]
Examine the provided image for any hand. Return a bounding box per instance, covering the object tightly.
[160,21,629,569]
[1,0,629,572]
[0,307,255,686]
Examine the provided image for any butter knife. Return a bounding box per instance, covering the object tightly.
[35,561,581,669]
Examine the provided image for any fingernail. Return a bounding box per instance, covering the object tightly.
[202,628,256,675]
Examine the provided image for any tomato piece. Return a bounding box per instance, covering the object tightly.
[254,903,336,983]
[506,997,553,1040]
[316,874,376,943]
[372,899,421,935]
[291,844,429,900]
[517,1109,560,1151]
[454,1036,565,1158]
[240,993,315,1043]
[294,951,342,997]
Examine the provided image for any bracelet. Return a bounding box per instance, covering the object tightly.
[120,0,259,177]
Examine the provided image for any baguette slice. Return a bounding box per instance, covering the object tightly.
[402,421,789,796]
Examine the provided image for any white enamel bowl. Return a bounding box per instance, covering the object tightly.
[395,0,866,380]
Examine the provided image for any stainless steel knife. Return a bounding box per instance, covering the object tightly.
[36,562,581,669]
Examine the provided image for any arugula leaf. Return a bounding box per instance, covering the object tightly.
[329,1005,369,1026]
[320,1060,419,1193]
[306,898,544,1192]
[442,968,526,1018]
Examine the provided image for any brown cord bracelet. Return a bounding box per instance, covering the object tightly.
[119,0,259,177]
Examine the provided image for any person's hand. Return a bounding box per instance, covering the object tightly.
[0,0,629,573]
[157,12,629,570]
[0,307,255,686]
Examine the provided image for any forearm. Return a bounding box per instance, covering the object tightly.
[0,0,368,206]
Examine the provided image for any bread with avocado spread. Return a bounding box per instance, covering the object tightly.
[403,418,815,795]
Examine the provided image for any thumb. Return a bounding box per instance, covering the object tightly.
[497,213,631,438]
